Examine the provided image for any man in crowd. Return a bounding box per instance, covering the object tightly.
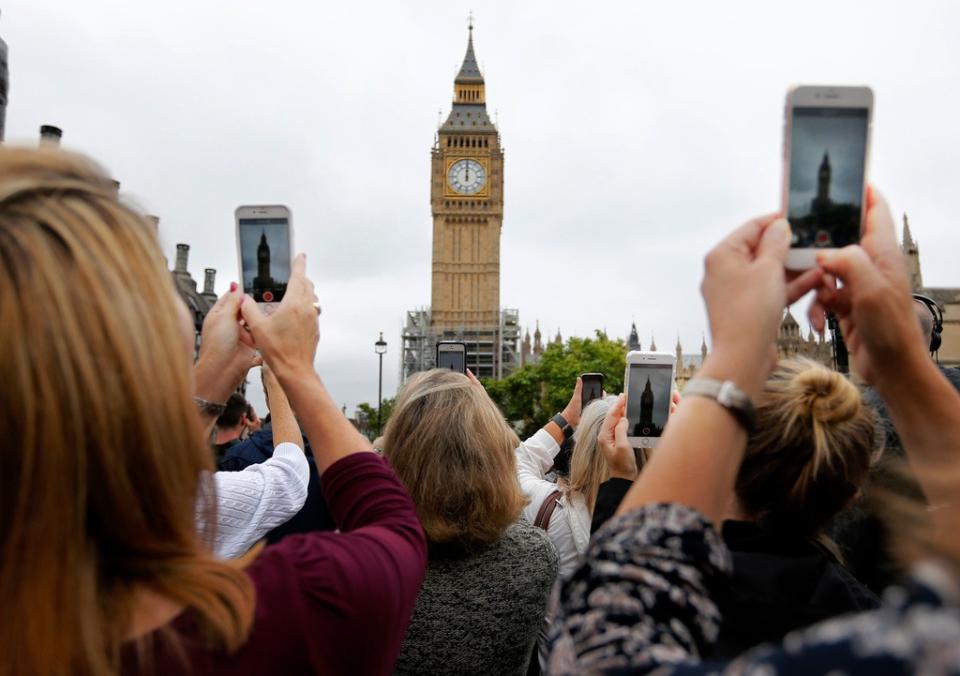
[212,392,254,462]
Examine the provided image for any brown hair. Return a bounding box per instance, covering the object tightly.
[383,369,527,549]
[567,396,620,513]
[0,148,253,675]
[735,358,875,536]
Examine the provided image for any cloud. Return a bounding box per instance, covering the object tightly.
[6,0,960,413]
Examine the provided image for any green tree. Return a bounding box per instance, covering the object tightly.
[484,331,627,436]
[355,397,395,440]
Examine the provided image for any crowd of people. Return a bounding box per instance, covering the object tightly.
[2,145,960,675]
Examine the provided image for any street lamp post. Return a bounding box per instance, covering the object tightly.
[374,331,387,436]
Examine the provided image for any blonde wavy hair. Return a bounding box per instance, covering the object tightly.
[0,148,254,676]
[383,369,527,549]
[735,358,876,535]
[567,396,625,513]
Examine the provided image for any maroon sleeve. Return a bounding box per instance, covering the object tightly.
[245,452,427,675]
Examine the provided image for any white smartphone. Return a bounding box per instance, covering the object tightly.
[624,351,677,449]
[782,85,873,270]
[235,205,293,312]
[436,341,467,374]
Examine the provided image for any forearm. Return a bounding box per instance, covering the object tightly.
[875,354,960,506]
[266,383,303,450]
[276,367,372,472]
[616,350,759,525]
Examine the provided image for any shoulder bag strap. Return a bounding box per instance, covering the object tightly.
[534,489,563,531]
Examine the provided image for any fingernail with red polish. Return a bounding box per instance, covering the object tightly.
[230,282,238,293]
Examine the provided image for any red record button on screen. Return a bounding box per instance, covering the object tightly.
[262,291,274,302]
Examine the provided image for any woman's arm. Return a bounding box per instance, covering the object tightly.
[549,214,823,672]
[239,255,374,471]
[616,216,819,524]
[262,364,303,451]
[816,191,960,508]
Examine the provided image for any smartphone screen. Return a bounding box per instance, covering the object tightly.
[238,216,291,303]
[581,374,604,409]
[626,363,673,438]
[787,106,869,249]
[437,346,466,373]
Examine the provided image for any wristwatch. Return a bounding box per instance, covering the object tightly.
[194,396,227,418]
[683,378,756,433]
[550,413,575,441]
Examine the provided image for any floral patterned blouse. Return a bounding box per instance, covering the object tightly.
[547,502,960,675]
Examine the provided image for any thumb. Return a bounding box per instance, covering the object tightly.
[614,417,629,446]
[754,218,791,263]
[239,294,267,331]
[817,245,874,289]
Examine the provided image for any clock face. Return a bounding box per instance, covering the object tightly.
[447,158,486,195]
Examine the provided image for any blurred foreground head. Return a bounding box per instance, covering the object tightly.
[0,148,251,675]
[383,368,526,549]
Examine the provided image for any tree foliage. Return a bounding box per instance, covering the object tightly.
[484,331,627,436]
[355,397,395,440]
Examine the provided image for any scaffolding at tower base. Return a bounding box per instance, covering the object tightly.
[400,307,521,383]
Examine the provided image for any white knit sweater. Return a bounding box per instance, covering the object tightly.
[197,442,310,559]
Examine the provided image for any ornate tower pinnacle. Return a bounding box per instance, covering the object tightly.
[453,20,485,105]
[902,213,923,291]
[628,322,641,352]
[649,334,657,352]
[675,335,683,369]
[701,334,708,361]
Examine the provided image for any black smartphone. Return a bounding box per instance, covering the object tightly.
[581,373,604,409]
[436,341,467,374]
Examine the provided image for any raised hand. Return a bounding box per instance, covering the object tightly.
[560,377,584,428]
[598,394,638,480]
[240,254,319,378]
[811,189,926,388]
[700,215,822,397]
[194,281,262,403]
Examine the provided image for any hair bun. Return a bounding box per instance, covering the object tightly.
[793,366,860,424]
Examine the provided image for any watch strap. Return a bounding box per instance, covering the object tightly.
[550,413,575,441]
[194,396,227,418]
[683,378,756,433]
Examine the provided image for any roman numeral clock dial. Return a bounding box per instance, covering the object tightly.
[447,158,486,195]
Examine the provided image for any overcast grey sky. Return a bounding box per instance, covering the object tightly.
[5,1,959,415]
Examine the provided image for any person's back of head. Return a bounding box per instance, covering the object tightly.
[568,396,620,511]
[383,368,526,550]
[735,358,876,536]
[0,148,252,675]
[216,392,249,431]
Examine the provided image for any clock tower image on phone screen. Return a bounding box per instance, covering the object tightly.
[430,21,502,330]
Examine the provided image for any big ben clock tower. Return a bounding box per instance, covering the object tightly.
[401,21,518,381]
[430,21,504,328]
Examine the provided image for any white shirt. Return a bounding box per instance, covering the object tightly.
[198,441,310,559]
[515,429,592,579]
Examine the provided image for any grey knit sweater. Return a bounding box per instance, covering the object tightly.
[393,522,559,676]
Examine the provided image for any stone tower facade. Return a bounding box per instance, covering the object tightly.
[401,21,520,381]
[429,23,504,329]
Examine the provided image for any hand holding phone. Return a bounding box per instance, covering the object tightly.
[624,351,676,449]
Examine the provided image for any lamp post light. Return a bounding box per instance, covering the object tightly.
[374,331,388,435]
